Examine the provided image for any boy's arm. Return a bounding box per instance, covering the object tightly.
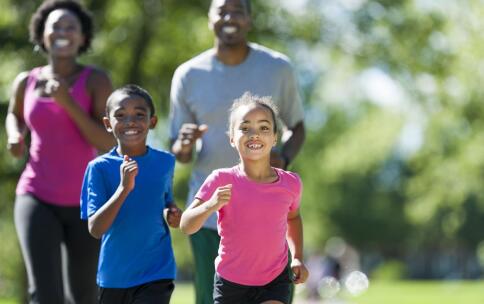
[88,186,131,239]
[88,156,137,239]
[180,184,232,235]
[287,209,309,284]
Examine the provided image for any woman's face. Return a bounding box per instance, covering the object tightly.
[42,8,85,58]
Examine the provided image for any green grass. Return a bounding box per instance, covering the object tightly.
[170,280,484,304]
[171,282,195,304]
[345,280,484,304]
[1,280,483,303]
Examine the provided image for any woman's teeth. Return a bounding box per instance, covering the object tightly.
[54,39,69,47]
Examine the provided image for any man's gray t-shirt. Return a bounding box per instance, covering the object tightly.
[169,43,304,229]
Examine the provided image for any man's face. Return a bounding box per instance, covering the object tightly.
[209,0,251,47]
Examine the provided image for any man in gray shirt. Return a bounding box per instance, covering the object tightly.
[169,0,305,303]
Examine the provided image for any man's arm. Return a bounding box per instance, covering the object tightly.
[271,121,305,169]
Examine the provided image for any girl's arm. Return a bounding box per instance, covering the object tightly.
[6,72,29,158]
[287,209,309,284]
[180,184,232,235]
[88,156,137,239]
[48,69,115,152]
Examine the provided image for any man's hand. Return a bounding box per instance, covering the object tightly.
[177,124,208,152]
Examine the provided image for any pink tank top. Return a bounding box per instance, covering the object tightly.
[16,66,97,206]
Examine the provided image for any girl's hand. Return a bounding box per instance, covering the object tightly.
[164,205,182,228]
[120,155,138,191]
[291,258,309,284]
[7,134,25,158]
[45,77,71,107]
[208,184,232,210]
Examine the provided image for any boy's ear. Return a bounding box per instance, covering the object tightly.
[103,117,112,132]
[149,116,158,129]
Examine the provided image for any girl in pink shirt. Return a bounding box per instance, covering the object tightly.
[180,92,309,304]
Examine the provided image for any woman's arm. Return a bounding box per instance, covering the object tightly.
[48,68,115,152]
[6,72,29,158]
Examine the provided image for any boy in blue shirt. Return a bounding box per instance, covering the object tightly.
[80,84,181,304]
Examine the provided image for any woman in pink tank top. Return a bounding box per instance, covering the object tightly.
[5,1,115,303]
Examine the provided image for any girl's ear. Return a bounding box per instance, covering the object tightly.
[149,116,158,129]
[103,117,112,132]
[229,135,236,148]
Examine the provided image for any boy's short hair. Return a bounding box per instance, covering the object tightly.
[228,91,279,137]
[29,0,93,54]
[106,84,155,117]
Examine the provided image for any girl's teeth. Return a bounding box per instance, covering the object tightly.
[223,26,237,34]
[125,130,137,135]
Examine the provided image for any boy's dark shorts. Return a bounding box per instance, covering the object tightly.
[98,279,174,304]
[213,266,292,304]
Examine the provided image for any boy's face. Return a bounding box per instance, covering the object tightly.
[103,94,157,151]
[230,105,277,162]
[209,0,251,47]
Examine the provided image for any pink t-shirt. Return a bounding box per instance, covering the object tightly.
[195,165,302,286]
[16,66,97,206]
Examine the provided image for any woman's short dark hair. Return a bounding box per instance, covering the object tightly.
[29,0,93,54]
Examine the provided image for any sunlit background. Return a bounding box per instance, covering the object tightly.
[1,0,484,303]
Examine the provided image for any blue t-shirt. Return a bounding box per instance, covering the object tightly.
[80,146,176,288]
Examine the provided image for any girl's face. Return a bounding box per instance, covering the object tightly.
[43,9,85,58]
[104,95,157,155]
[230,105,277,162]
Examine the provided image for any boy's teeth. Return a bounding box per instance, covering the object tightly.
[223,26,237,34]
[125,130,137,135]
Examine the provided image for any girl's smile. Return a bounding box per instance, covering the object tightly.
[230,104,277,162]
